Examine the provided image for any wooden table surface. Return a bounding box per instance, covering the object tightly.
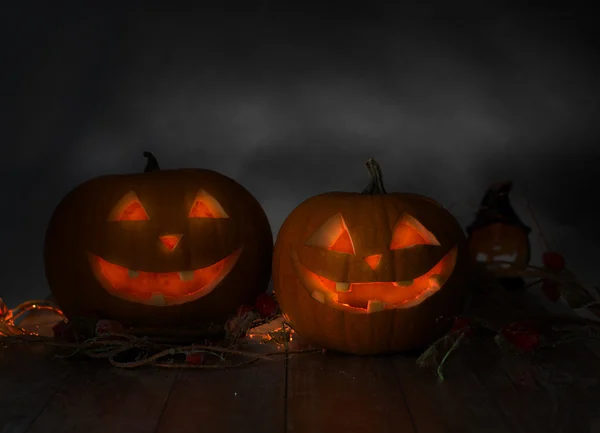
[1,330,599,433]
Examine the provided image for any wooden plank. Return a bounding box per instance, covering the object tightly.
[154,343,286,433]
[530,342,600,433]
[461,337,600,433]
[465,340,554,433]
[0,345,73,433]
[286,351,416,433]
[24,361,178,433]
[392,344,516,433]
[583,334,600,359]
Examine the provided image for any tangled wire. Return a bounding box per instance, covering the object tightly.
[0,297,319,369]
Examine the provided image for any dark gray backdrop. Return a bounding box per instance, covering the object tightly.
[3,3,599,306]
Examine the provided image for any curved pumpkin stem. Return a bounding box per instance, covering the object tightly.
[143,151,160,172]
[361,157,387,194]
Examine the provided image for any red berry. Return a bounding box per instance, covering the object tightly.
[541,279,561,302]
[95,319,125,336]
[501,322,540,352]
[185,352,205,365]
[254,293,279,318]
[542,252,566,271]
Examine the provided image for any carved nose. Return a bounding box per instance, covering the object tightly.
[364,254,382,270]
[159,234,183,251]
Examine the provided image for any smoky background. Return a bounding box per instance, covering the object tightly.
[2,3,599,305]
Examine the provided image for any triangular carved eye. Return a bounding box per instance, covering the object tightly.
[107,192,150,221]
[389,213,440,250]
[188,190,229,218]
[305,213,355,255]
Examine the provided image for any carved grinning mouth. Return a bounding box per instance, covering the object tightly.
[475,251,518,269]
[291,247,458,314]
[87,248,242,306]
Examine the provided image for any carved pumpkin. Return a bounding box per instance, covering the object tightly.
[273,158,471,355]
[466,181,531,289]
[45,152,273,327]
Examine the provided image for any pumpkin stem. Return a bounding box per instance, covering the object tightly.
[361,157,387,194]
[143,151,160,172]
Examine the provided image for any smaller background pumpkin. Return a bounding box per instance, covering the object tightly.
[466,181,531,290]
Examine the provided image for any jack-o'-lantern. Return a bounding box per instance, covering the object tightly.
[466,181,531,290]
[45,152,273,327]
[273,158,471,355]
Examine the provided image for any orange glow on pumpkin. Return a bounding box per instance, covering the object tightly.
[363,254,382,270]
[188,189,229,218]
[389,213,440,249]
[292,246,457,313]
[159,234,182,251]
[87,248,243,306]
[107,191,150,221]
[328,227,355,254]
[189,201,215,218]
[304,213,355,254]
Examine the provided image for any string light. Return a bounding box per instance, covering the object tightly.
[0,297,67,337]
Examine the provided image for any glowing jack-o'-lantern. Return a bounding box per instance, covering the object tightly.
[466,181,531,289]
[45,152,273,327]
[273,158,471,355]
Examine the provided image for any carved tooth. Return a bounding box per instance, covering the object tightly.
[311,291,326,304]
[395,279,413,287]
[428,274,442,289]
[367,299,385,313]
[127,269,139,279]
[335,282,350,292]
[492,252,517,263]
[178,271,195,281]
[475,252,489,262]
[148,293,166,306]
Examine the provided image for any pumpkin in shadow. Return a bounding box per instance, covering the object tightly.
[44,152,273,327]
[466,181,531,290]
[273,158,471,355]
